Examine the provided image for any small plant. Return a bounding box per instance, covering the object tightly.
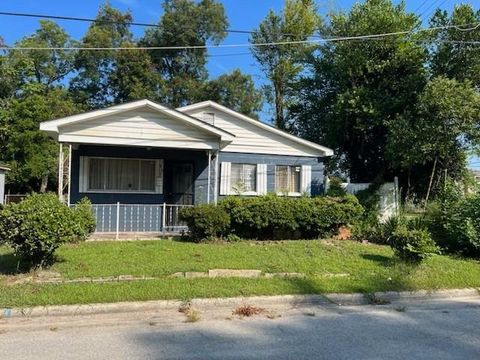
[326,176,347,197]
[233,304,264,317]
[185,308,201,323]
[389,225,439,263]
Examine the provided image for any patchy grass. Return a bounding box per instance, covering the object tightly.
[0,239,480,307]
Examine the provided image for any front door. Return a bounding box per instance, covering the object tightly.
[166,163,194,205]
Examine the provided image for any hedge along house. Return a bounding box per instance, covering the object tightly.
[40,99,332,234]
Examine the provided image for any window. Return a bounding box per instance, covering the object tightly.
[86,157,158,192]
[275,165,301,194]
[230,163,257,193]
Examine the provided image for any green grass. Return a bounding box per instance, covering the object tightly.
[1,239,480,307]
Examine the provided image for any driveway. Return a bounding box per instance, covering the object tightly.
[1,296,479,359]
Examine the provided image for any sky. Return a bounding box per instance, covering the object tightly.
[0,0,477,165]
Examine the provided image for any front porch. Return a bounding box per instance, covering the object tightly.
[69,145,217,206]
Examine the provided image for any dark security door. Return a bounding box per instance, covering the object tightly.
[167,163,194,205]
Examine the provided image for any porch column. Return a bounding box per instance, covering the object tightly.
[214,150,219,204]
[58,143,64,201]
[207,150,212,204]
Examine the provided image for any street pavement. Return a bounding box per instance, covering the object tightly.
[1,296,480,359]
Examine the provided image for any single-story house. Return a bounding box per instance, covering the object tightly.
[40,100,332,233]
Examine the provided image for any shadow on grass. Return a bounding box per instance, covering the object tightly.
[0,251,27,275]
[360,254,393,267]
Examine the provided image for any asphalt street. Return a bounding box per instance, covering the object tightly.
[1,296,480,359]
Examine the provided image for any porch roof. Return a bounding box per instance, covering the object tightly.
[40,99,235,150]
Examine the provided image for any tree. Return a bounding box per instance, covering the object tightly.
[202,69,263,118]
[428,4,480,86]
[386,77,480,199]
[0,21,80,193]
[141,0,228,107]
[290,0,427,181]
[71,4,161,108]
[250,0,318,130]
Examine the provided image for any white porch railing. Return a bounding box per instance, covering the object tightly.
[89,203,191,236]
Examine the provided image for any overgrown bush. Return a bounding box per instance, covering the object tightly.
[389,225,439,263]
[219,194,363,240]
[179,204,230,242]
[426,183,480,257]
[0,193,96,267]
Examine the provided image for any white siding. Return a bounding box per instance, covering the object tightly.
[185,107,322,156]
[60,109,218,149]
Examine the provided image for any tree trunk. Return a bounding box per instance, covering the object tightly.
[424,156,438,210]
[274,82,285,130]
[40,175,48,193]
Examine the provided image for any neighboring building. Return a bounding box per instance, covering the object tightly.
[40,100,332,206]
[0,165,9,205]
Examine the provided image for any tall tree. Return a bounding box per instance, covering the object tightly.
[290,0,426,181]
[0,21,80,192]
[202,69,263,118]
[386,77,480,197]
[428,4,480,86]
[250,0,318,130]
[71,4,161,108]
[141,0,228,107]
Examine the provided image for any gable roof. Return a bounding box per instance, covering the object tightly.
[177,101,333,157]
[40,99,235,142]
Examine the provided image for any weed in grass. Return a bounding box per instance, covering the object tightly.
[233,305,264,317]
[148,321,157,326]
[365,293,391,305]
[185,308,201,323]
[303,311,316,317]
[49,326,58,332]
[395,306,406,312]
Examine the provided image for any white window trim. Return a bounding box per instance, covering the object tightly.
[80,156,163,194]
[274,165,303,197]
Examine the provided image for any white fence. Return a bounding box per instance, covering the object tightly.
[341,182,371,194]
[89,203,191,236]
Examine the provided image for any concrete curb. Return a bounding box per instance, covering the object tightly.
[1,288,478,319]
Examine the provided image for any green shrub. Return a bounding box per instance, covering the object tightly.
[0,193,96,267]
[326,176,347,197]
[71,197,96,241]
[220,194,363,240]
[426,182,480,257]
[179,204,230,242]
[389,225,439,263]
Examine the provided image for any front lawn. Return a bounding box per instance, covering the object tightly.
[1,239,480,307]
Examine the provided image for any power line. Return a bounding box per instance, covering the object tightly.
[0,11,322,39]
[421,0,449,23]
[0,19,478,51]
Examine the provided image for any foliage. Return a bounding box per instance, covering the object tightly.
[0,193,95,267]
[291,0,426,181]
[220,194,363,240]
[70,4,162,108]
[202,69,263,118]
[72,198,97,240]
[389,225,439,263]
[326,176,346,197]
[179,204,230,242]
[250,0,318,129]
[426,182,480,257]
[141,0,228,107]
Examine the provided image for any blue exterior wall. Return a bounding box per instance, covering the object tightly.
[70,145,325,205]
[70,145,209,204]
[216,152,325,200]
